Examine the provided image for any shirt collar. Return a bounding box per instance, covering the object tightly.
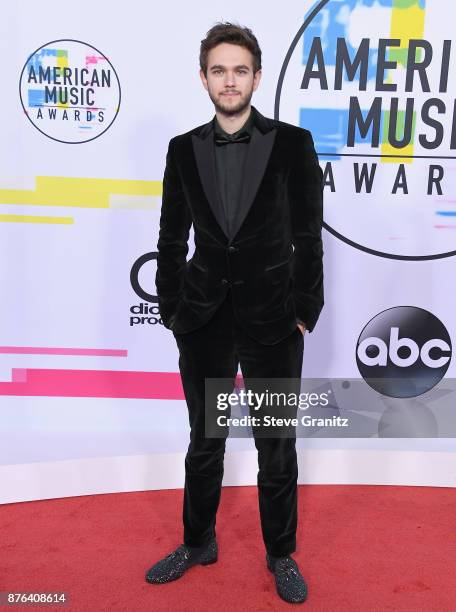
[213,108,254,139]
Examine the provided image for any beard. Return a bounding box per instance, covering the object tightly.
[208,87,253,117]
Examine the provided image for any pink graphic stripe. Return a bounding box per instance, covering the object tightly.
[1,369,244,399]
[11,369,28,382]
[0,346,127,357]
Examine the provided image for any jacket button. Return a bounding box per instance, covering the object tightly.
[221,278,230,285]
[228,246,237,252]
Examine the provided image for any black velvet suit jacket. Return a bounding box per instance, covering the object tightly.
[155,105,324,345]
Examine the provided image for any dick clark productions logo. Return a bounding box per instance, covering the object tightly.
[19,39,121,144]
[356,306,452,398]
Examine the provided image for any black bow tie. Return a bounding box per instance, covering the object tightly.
[214,131,251,146]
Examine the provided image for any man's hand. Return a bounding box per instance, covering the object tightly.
[297,322,306,335]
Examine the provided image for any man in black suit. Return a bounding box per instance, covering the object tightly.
[146,22,323,604]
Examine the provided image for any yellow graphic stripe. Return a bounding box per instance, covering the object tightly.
[0,176,162,209]
[0,214,73,224]
[382,0,425,162]
[390,1,425,68]
[57,52,69,108]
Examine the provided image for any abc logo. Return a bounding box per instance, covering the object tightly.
[356,306,452,398]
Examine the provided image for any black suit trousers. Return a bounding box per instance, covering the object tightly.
[173,289,304,557]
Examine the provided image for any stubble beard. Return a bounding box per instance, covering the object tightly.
[209,87,253,117]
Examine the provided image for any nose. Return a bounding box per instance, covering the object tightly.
[223,71,236,87]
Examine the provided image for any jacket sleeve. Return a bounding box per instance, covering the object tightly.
[288,129,324,333]
[155,137,192,329]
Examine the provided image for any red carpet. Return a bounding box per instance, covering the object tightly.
[1,485,455,611]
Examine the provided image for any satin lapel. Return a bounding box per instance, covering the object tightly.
[191,132,230,240]
[228,126,277,244]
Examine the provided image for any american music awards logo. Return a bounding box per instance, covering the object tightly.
[19,39,121,144]
[276,0,456,260]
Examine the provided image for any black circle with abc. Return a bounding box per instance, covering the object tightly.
[19,38,121,144]
[274,0,456,261]
[356,306,452,398]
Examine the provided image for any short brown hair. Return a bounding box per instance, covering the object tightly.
[199,21,262,76]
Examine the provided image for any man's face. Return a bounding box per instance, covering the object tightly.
[200,43,261,116]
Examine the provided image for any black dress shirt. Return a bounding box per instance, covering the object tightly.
[213,110,254,239]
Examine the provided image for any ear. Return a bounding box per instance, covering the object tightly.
[199,69,208,91]
[253,69,262,91]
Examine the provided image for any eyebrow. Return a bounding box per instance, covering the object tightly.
[209,64,251,71]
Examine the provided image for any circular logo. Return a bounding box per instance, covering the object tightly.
[19,39,121,144]
[130,252,159,303]
[356,306,452,398]
[276,0,456,260]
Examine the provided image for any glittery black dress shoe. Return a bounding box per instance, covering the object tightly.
[145,539,218,584]
[266,554,308,604]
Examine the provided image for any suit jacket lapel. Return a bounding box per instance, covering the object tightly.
[229,125,276,243]
[191,128,229,240]
[191,106,277,244]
